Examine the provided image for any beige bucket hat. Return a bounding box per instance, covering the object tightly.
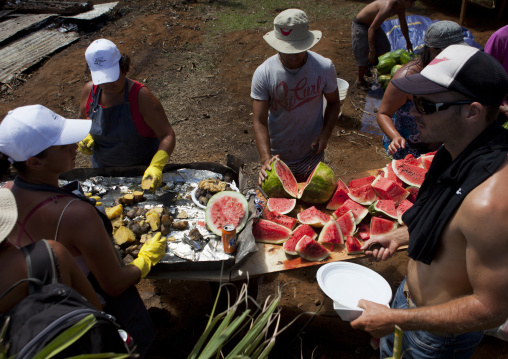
[263,9,322,54]
[0,188,17,244]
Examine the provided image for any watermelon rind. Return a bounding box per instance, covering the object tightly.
[261,159,298,198]
[368,199,398,220]
[205,191,249,236]
[325,179,349,210]
[253,219,292,244]
[317,219,344,245]
[297,206,332,227]
[267,198,296,215]
[299,162,337,204]
[283,225,317,255]
[295,235,330,261]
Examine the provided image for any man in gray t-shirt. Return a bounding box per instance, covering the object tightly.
[251,8,340,184]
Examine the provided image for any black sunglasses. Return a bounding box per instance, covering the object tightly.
[413,96,473,115]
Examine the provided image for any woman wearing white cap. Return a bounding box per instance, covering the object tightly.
[0,105,165,357]
[377,20,468,159]
[0,188,101,313]
[78,38,176,192]
[252,9,341,183]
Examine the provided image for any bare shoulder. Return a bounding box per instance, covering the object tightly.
[61,199,105,227]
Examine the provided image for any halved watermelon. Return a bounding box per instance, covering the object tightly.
[252,219,292,244]
[317,219,344,245]
[371,175,409,206]
[335,210,356,236]
[298,162,337,204]
[295,235,330,261]
[370,216,398,235]
[266,198,296,215]
[326,179,349,210]
[357,222,370,241]
[283,224,317,255]
[347,184,377,205]
[261,159,298,198]
[396,199,413,225]
[205,191,249,236]
[297,206,332,227]
[392,159,427,188]
[345,235,364,255]
[369,199,397,220]
[349,175,376,188]
[332,199,369,225]
[263,209,297,230]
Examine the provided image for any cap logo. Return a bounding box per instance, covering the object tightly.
[94,57,107,67]
[429,56,450,66]
[280,28,292,36]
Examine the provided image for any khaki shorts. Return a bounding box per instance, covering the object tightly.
[351,19,391,67]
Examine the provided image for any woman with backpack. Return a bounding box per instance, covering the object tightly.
[0,105,167,357]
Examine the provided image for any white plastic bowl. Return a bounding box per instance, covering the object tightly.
[317,262,392,321]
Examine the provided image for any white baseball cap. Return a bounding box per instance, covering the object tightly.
[0,105,92,163]
[85,39,122,85]
[263,9,322,54]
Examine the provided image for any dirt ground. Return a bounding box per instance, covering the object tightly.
[2,0,508,358]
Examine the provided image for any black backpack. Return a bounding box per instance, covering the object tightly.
[0,241,134,358]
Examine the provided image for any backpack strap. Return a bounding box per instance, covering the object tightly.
[21,240,59,294]
[0,278,43,301]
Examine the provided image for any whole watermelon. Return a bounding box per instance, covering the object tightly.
[392,49,408,64]
[400,52,417,65]
[377,58,397,75]
[378,74,391,90]
[298,162,337,204]
[378,51,395,63]
[390,64,403,77]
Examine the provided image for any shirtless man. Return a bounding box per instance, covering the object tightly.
[352,0,415,88]
[351,45,508,358]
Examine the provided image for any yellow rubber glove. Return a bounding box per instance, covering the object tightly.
[128,232,166,278]
[141,150,169,192]
[78,134,95,155]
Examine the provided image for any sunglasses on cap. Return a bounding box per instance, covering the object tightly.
[413,96,473,115]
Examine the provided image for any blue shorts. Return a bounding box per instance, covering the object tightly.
[380,279,484,359]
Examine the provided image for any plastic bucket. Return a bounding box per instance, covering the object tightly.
[337,78,349,101]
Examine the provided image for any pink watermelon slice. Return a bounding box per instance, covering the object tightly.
[325,179,349,210]
[295,235,330,261]
[347,183,377,205]
[263,209,298,230]
[266,197,296,215]
[283,224,317,255]
[370,216,398,235]
[419,155,434,170]
[402,153,422,167]
[371,175,409,206]
[335,210,356,236]
[345,235,364,255]
[396,199,413,225]
[333,199,369,225]
[205,191,249,236]
[369,199,397,220]
[349,175,376,188]
[252,219,292,244]
[382,163,404,187]
[357,222,370,240]
[406,186,419,203]
[392,159,427,188]
[261,159,298,198]
[317,219,344,245]
[297,206,332,227]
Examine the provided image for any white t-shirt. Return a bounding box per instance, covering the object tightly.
[251,51,337,163]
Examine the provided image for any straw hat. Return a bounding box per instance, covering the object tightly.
[0,188,17,244]
[263,9,321,54]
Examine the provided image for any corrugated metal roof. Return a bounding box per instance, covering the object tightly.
[62,2,118,20]
[0,29,79,84]
[0,14,56,45]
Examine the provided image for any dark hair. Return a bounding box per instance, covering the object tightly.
[0,150,48,180]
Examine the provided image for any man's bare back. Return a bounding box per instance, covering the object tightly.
[356,0,410,27]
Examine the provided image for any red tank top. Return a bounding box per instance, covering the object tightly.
[85,80,157,138]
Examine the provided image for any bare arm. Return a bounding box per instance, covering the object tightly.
[47,240,102,310]
[368,3,394,63]
[362,225,409,262]
[312,89,340,153]
[397,10,413,52]
[78,81,94,119]
[138,86,176,156]
[59,203,142,297]
[253,99,277,184]
[353,162,508,336]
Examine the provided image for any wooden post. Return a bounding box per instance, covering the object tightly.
[459,0,468,25]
